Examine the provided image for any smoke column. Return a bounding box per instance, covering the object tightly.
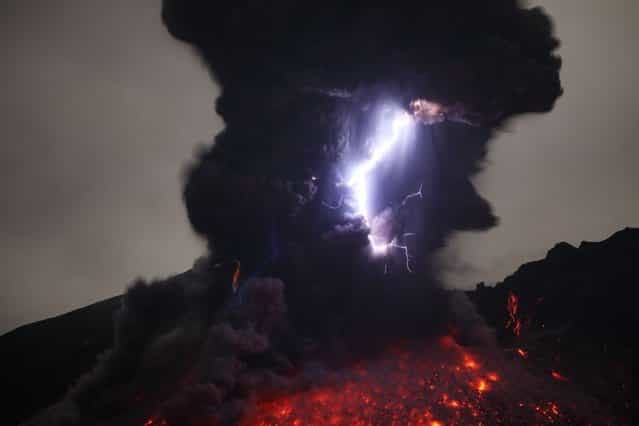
[25,1,564,425]
[165,0,562,336]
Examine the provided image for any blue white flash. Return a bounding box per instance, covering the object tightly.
[345,107,417,256]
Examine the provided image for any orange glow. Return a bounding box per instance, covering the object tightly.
[234,336,582,425]
[143,417,166,426]
[551,371,569,382]
[516,348,528,358]
[239,337,572,425]
[463,354,478,369]
[232,260,241,292]
[506,290,522,336]
[530,402,562,423]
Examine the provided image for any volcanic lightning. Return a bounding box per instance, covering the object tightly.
[344,107,416,257]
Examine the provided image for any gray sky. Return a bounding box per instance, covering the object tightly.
[1,0,215,333]
[439,0,639,287]
[1,0,638,334]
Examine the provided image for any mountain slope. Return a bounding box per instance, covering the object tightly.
[470,227,638,340]
[469,227,637,421]
[1,296,122,425]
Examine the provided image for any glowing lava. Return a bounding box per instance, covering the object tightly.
[506,290,522,336]
[144,416,167,426]
[232,260,241,292]
[241,337,571,426]
[551,371,569,382]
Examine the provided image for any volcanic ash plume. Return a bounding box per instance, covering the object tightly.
[165,0,563,340]
[25,1,578,425]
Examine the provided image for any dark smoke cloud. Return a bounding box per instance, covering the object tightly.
[26,259,298,425]
[26,1,562,424]
[164,0,561,339]
[163,0,561,124]
[166,0,562,271]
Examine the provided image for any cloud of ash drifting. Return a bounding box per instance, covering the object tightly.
[168,0,562,271]
[26,260,303,425]
[26,1,564,424]
[164,0,562,338]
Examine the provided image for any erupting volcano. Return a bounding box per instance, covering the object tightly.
[21,1,633,425]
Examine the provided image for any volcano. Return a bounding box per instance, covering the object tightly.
[5,229,634,425]
[5,1,634,425]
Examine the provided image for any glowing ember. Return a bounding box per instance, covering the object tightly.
[551,371,569,382]
[506,290,522,336]
[241,338,572,425]
[516,348,528,359]
[232,260,241,292]
[143,417,167,426]
[463,354,478,369]
[475,379,489,392]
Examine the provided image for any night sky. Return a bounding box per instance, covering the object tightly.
[2,0,638,334]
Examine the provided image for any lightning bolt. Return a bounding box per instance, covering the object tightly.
[345,108,415,253]
[401,183,423,207]
[338,106,427,273]
[322,195,344,210]
[389,238,413,273]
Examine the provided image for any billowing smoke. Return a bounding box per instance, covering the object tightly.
[166,0,562,338]
[168,1,563,269]
[26,1,567,425]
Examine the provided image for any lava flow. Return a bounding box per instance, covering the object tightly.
[240,336,582,426]
[506,290,522,336]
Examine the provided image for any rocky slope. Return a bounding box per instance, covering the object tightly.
[469,227,637,421]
